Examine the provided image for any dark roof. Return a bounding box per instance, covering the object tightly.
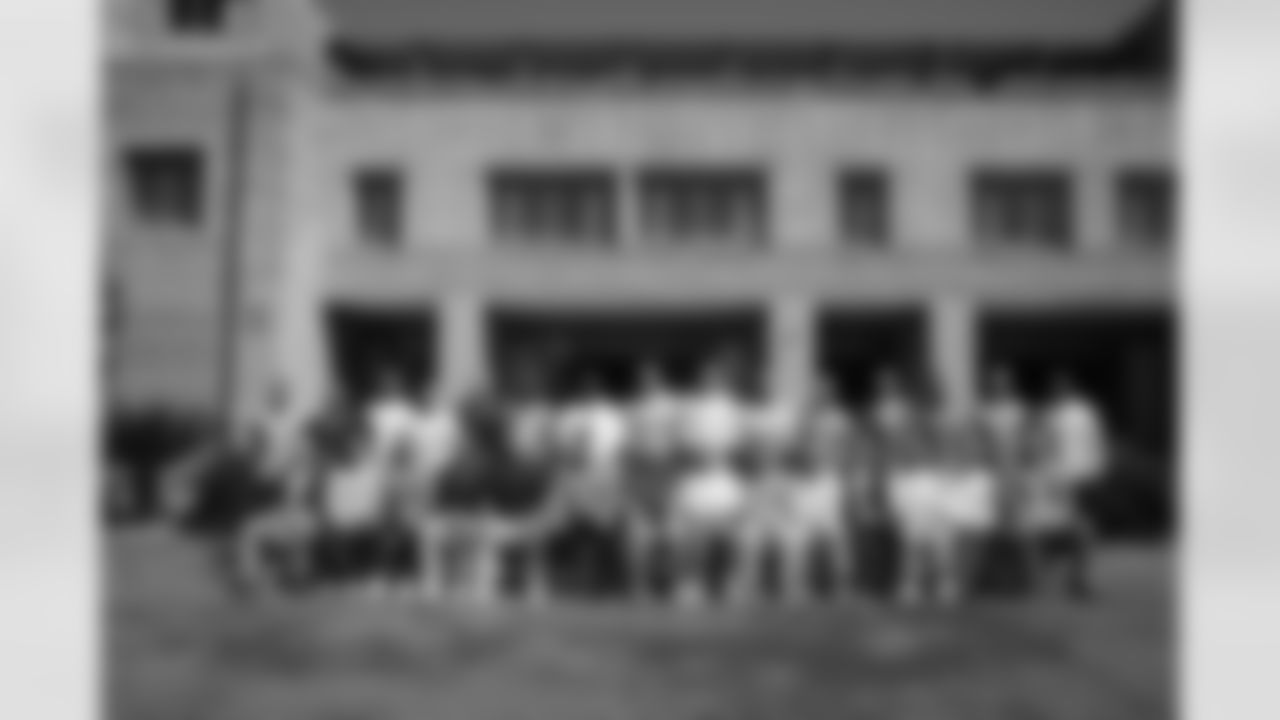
[320,0,1159,49]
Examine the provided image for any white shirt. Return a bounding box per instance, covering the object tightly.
[1045,397,1107,482]
[944,467,999,531]
[409,404,463,480]
[683,390,746,459]
[631,390,687,455]
[790,471,846,530]
[367,397,419,460]
[887,466,951,531]
[561,399,629,472]
[675,465,746,524]
[323,456,388,528]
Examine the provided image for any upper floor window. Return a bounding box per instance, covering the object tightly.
[168,0,231,34]
[639,167,768,246]
[352,166,406,246]
[972,168,1074,249]
[1117,168,1175,248]
[123,145,204,228]
[491,168,618,245]
[838,169,891,247]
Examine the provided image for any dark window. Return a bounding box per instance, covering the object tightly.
[168,0,230,33]
[972,169,1074,249]
[352,167,405,245]
[838,169,891,246]
[491,168,617,245]
[639,167,768,246]
[124,146,204,227]
[1117,168,1175,247]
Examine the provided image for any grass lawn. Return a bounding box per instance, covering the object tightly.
[107,528,1174,720]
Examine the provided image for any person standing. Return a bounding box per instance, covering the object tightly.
[669,453,747,609]
[623,364,687,600]
[800,379,865,596]
[552,378,632,597]
[868,369,924,595]
[366,372,419,469]
[682,361,749,469]
[317,430,392,595]
[1035,373,1110,599]
[977,368,1036,594]
[396,386,464,600]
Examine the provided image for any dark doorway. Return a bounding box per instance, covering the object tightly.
[490,308,765,401]
[979,307,1177,455]
[819,308,927,407]
[327,306,435,407]
[980,306,1178,538]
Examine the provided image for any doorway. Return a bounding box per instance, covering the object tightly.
[818,307,927,407]
[490,307,765,401]
[326,305,435,407]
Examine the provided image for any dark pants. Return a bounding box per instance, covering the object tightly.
[546,511,628,598]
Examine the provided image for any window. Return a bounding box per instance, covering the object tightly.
[838,169,891,246]
[352,166,405,245]
[124,145,204,227]
[168,0,231,33]
[639,167,768,245]
[1117,168,1175,247]
[491,168,618,244]
[972,169,1074,249]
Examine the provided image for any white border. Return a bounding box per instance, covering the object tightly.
[1186,0,1280,718]
[0,0,97,718]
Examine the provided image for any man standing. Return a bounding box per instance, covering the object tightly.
[977,367,1035,593]
[366,372,419,468]
[682,360,749,469]
[398,386,464,599]
[624,364,687,599]
[553,378,632,596]
[1038,373,1109,599]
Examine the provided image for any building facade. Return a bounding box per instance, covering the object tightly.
[106,0,1177,450]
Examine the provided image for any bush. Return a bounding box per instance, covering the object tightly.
[102,407,216,524]
[1085,443,1177,541]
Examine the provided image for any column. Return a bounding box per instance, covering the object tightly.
[928,295,978,414]
[437,293,487,398]
[270,72,330,425]
[768,295,816,399]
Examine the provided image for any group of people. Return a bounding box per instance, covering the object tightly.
[180,360,1109,610]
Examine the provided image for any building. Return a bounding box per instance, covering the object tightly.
[106,0,1177,452]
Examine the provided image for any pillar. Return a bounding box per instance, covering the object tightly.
[928,295,978,414]
[768,295,816,399]
[437,293,487,398]
[268,72,330,425]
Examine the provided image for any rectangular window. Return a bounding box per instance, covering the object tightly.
[124,145,204,227]
[490,168,618,245]
[639,167,768,246]
[352,166,405,245]
[1117,168,1175,247]
[972,169,1074,249]
[838,169,891,246]
[168,0,230,33]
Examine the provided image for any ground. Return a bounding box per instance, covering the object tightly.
[108,529,1174,720]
